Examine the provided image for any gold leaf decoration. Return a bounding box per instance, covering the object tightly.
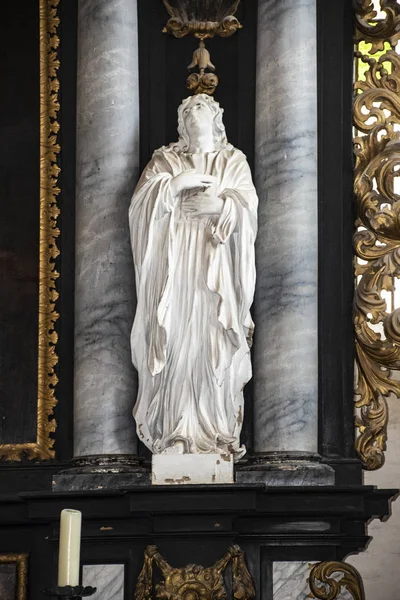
[308,561,365,600]
[135,544,255,600]
[0,0,60,461]
[354,0,400,470]
[0,554,29,600]
[162,0,242,39]
[161,0,243,94]
[354,0,400,53]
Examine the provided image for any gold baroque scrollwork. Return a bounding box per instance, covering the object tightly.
[161,0,243,95]
[354,0,400,469]
[0,0,60,461]
[162,0,242,39]
[135,544,255,600]
[354,0,400,52]
[0,554,29,600]
[308,561,365,600]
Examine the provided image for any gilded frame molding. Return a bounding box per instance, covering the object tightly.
[0,554,29,600]
[0,0,60,461]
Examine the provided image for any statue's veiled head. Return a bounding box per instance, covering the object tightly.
[176,94,230,152]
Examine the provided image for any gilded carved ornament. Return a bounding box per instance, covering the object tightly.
[135,545,255,600]
[354,0,400,52]
[0,0,60,461]
[162,0,242,39]
[161,0,243,95]
[354,0,400,469]
[308,561,365,600]
[0,554,29,600]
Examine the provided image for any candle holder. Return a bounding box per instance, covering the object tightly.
[42,585,97,600]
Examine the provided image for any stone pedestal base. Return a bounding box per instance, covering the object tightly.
[236,454,335,486]
[52,455,150,491]
[52,471,150,491]
[152,454,234,485]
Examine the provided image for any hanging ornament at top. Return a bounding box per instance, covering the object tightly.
[161,0,243,95]
[162,0,242,39]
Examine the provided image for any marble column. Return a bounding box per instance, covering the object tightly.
[237,0,335,485]
[74,0,139,459]
[252,0,318,455]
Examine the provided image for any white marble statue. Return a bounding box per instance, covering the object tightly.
[129,94,258,461]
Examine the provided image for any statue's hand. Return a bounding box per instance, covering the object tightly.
[170,170,217,198]
[182,194,224,217]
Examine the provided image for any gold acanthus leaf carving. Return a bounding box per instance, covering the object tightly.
[353,12,400,470]
[308,561,365,600]
[354,0,400,52]
[135,544,255,600]
[162,0,242,39]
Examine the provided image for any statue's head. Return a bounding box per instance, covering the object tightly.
[176,95,230,152]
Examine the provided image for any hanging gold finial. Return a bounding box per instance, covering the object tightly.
[161,0,243,93]
[186,39,218,95]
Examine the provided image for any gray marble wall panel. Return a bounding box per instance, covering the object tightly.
[253,0,318,453]
[273,562,353,600]
[273,562,311,600]
[75,0,140,456]
[83,564,124,600]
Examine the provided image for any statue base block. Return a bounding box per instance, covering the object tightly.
[152,453,234,485]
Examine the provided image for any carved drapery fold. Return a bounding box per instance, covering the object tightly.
[354,0,400,469]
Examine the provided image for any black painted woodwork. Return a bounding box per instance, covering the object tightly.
[317,0,360,484]
[0,484,395,599]
[0,0,40,445]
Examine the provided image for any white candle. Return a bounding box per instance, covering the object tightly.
[57,509,82,587]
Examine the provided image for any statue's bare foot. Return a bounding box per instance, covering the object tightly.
[162,441,185,455]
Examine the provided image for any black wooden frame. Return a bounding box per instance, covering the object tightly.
[317,0,360,484]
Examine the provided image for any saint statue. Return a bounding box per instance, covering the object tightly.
[129,94,258,461]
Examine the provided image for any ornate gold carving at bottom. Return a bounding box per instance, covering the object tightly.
[308,561,365,600]
[0,554,29,600]
[135,545,255,600]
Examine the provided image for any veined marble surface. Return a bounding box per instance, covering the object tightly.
[83,564,124,600]
[74,0,140,456]
[253,0,318,453]
[273,562,311,600]
[273,562,353,600]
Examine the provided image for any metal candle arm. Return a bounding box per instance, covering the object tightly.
[42,586,97,600]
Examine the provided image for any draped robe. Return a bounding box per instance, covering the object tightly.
[129,145,258,460]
